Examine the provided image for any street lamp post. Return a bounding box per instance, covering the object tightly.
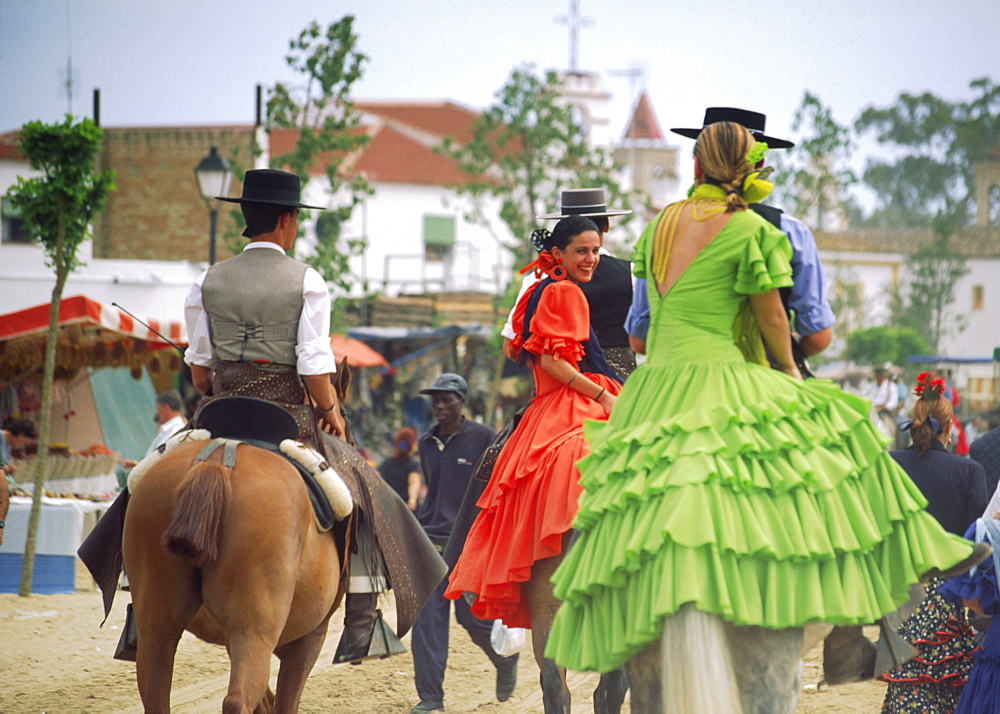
[193,146,233,265]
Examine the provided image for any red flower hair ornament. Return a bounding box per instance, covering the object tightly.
[519,229,567,280]
[913,371,946,402]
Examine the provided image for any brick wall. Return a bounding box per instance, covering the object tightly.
[92,126,257,261]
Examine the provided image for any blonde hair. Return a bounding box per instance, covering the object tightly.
[694,122,756,212]
[909,395,954,457]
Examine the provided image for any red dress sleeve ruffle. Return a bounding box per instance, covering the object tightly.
[511,281,589,364]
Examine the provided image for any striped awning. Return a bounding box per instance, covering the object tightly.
[0,295,185,345]
[0,296,186,379]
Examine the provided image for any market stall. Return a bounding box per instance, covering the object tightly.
[1,295,185,501]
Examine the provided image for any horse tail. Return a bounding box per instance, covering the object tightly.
[163,459,232,566]
[661,604,744,714]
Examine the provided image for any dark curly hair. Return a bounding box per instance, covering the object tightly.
[530,215,601,253]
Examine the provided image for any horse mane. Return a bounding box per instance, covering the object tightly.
[331,357,359,447]
[163,460,232,566]
[333,356,352,402]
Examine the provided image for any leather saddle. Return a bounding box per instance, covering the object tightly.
[194,396,337,530]
[195,396,299,445]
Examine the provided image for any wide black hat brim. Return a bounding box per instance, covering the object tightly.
[537,208,632,220]
[216,196,327,210]
[670,126,794,149]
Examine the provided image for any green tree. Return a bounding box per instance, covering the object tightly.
[846,325,929,368]
[853,77,1000,230]
[269,17,373,290]
[891,231,970,354]
[439,65,640,271]
[4,116,114,596]
[223,17,373,328]
[770,92,857,231]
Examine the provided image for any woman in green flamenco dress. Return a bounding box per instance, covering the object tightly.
[544,121,987,713]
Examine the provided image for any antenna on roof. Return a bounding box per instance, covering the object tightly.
[62,0,74,115]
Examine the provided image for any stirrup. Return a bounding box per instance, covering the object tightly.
[332,610,406,665]
[113,603,138,662]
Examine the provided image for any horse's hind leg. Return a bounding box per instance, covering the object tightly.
[593,667,629,714]
[272,620,332,713]
[132,566,202,713]
[525,546,571,714]
[624,640,661,714]
[221,630,285,714]
[724,623,804,714]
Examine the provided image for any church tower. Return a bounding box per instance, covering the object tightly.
[974,136,1000,226]
[614,91,679,213]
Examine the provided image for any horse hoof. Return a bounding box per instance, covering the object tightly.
[821,625,876,686]
[496,654,518,701]
[540,658,570,714]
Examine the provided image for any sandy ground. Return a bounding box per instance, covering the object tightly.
[0,562,888,714]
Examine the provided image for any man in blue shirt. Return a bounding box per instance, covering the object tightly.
[625,107,835,361]
[411,373,517,713]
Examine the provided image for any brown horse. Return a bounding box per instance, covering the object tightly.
[122,436,347,713]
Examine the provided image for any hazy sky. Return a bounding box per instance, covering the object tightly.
[2,0,997,160]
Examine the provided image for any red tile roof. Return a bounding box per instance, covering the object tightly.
[268,101,485,186]
[268,125,373,174]
[355,101,480,145]
[352,124,471,185]
[0,131,24,161]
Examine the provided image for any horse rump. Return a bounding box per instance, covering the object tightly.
[162,460,231,566]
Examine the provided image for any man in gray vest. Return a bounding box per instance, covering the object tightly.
[183,169,448,665]
[80,171,445,663]
[186,169,375,660]
[186,168,345,440]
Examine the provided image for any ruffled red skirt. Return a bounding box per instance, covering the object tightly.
[444,372,619,628]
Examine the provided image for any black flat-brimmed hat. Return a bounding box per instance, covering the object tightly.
[670,107,795,149]
[216,168,326,209]
[537,188,632,220]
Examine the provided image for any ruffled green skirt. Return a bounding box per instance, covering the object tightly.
[545,359,976,673]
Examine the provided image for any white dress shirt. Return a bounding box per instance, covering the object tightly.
[147,414,186,456]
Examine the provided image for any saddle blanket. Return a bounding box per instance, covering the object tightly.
[127,429,352,528]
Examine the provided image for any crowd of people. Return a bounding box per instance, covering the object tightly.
[10,105,1000,713]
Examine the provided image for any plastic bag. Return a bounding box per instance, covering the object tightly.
[491,619,527,656]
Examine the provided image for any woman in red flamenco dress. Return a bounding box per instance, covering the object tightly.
[445,215,622,701]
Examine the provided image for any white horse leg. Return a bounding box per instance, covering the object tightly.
[723,622,804,714]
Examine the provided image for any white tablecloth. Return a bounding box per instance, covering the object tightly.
[1,497,109,556]
[12,472,119,497]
